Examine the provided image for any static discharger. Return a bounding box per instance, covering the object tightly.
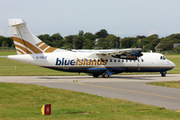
[41,104,51,115]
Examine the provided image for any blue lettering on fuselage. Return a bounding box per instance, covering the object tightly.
[56,58,75,66]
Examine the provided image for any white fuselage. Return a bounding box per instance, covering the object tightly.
[7,19,175,77]
[8,51,175,75]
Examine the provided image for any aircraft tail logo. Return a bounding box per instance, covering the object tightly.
[8,19,58,55]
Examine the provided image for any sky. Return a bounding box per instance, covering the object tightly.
[0,0,180,38]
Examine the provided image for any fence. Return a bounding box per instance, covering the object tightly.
[160,50,180,55]
[0,47,16,52]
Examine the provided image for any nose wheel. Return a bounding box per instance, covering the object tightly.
[161,73,166,77]
[161,71,166,77]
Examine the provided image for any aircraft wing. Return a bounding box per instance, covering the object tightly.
[95,48,142,60]
[95,48,141,56]
[73,48,142,59]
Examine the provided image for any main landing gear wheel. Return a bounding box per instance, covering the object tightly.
[93,74,99,78]
[102,72,109,78]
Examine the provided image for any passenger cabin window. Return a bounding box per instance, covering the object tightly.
[118,59,120,62]
[114,59,116,62]
[110,59,112,62]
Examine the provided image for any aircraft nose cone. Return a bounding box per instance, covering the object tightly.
[170,61,175,68]
[172,62,176,67]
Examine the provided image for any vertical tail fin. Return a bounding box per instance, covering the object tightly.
[8,19,65,55]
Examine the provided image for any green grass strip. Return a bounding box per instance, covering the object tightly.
[147,81,180,89]
[0,82,180,120]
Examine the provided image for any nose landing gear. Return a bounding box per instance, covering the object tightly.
[161,71,166,77]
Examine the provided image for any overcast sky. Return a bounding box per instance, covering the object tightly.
[0,0,180,38]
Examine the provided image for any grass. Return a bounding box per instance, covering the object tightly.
[1,51,180,119]
[0,82,180,120]
[0,57,88,76]
[147,81,180,89]
[0,51,17,56]
[165,55,180,74]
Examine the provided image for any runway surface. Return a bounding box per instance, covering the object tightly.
[0,74,180,111]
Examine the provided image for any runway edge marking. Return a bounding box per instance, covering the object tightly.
[73,80,180,100]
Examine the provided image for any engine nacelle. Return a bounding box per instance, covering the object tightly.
[112,51,143,60]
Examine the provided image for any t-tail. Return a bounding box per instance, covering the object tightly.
[8,19,66,55]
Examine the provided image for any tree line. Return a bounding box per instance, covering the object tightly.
[1,29,180,51]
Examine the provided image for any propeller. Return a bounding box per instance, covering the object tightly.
[137,50,143,57]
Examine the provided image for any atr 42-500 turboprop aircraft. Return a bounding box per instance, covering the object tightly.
[7,19,175,78]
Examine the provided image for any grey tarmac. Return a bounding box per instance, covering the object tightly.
[0,74,180,111]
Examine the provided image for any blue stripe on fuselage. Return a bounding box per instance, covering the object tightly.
[42,66,174,74]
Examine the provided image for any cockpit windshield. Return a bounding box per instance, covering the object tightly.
[160,56,166,60]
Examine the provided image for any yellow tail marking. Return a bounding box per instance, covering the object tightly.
[36,41,44,46]
[15,44,33,54]
[13,37,26,46]
[16,49,25,54]
[45,46,57,53]
[13,37,43,54]
[40,44,49,50]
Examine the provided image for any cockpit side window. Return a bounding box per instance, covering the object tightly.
[163,56,166,60]
[160,56,166,60]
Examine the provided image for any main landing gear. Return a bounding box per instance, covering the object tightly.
[102,72,109,78]
[161,71,166,77]
[93,74,99,78]
[93,71,111,78]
